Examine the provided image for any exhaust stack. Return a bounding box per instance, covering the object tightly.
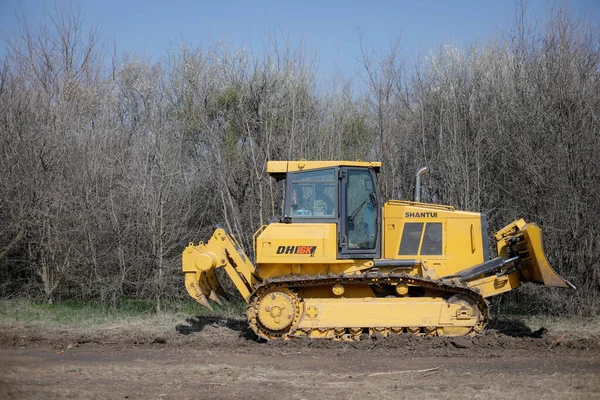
[413,167,428,202]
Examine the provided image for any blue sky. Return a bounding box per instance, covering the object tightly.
[1,0,598,81]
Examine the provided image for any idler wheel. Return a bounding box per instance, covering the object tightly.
[437,294,481,336]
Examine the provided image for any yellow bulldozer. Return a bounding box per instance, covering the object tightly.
[182,161,573,340]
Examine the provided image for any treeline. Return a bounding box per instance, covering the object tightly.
[0,4,598,314]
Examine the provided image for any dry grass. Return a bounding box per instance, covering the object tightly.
[518,315,600,336]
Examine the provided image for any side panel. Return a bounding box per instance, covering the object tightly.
[296,297,478,329]
[382,202,486,277]
[256,223,340,264]
[256,223,359,279]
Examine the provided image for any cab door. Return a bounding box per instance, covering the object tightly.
[338,167,381,259]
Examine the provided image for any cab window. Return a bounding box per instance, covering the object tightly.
[346,169,377,250]
[289,168,336,218]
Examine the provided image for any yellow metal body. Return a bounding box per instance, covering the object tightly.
[382,200,484,278]
[182,161,572,340]
[183,228,259,308]
[295,297,478,331]
[267,160,381,174]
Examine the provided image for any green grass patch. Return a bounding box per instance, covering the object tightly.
[0,298,247,330]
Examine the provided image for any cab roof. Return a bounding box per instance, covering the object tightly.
[266,161,381,177]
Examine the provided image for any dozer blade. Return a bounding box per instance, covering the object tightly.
[497,220,575,288]
[518,223,575,288]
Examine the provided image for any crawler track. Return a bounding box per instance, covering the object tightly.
[247,272,489,340]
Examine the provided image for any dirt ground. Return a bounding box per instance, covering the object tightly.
[1,317,599,399]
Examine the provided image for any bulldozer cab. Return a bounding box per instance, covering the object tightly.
[268,161,382,259]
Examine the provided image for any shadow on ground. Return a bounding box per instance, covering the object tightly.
[488,317,547,338]
[175,315,549,342]
[175,316,259,340]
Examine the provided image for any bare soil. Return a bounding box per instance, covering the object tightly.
[1,317,599,399]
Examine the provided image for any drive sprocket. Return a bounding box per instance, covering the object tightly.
[248,287,302,340]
